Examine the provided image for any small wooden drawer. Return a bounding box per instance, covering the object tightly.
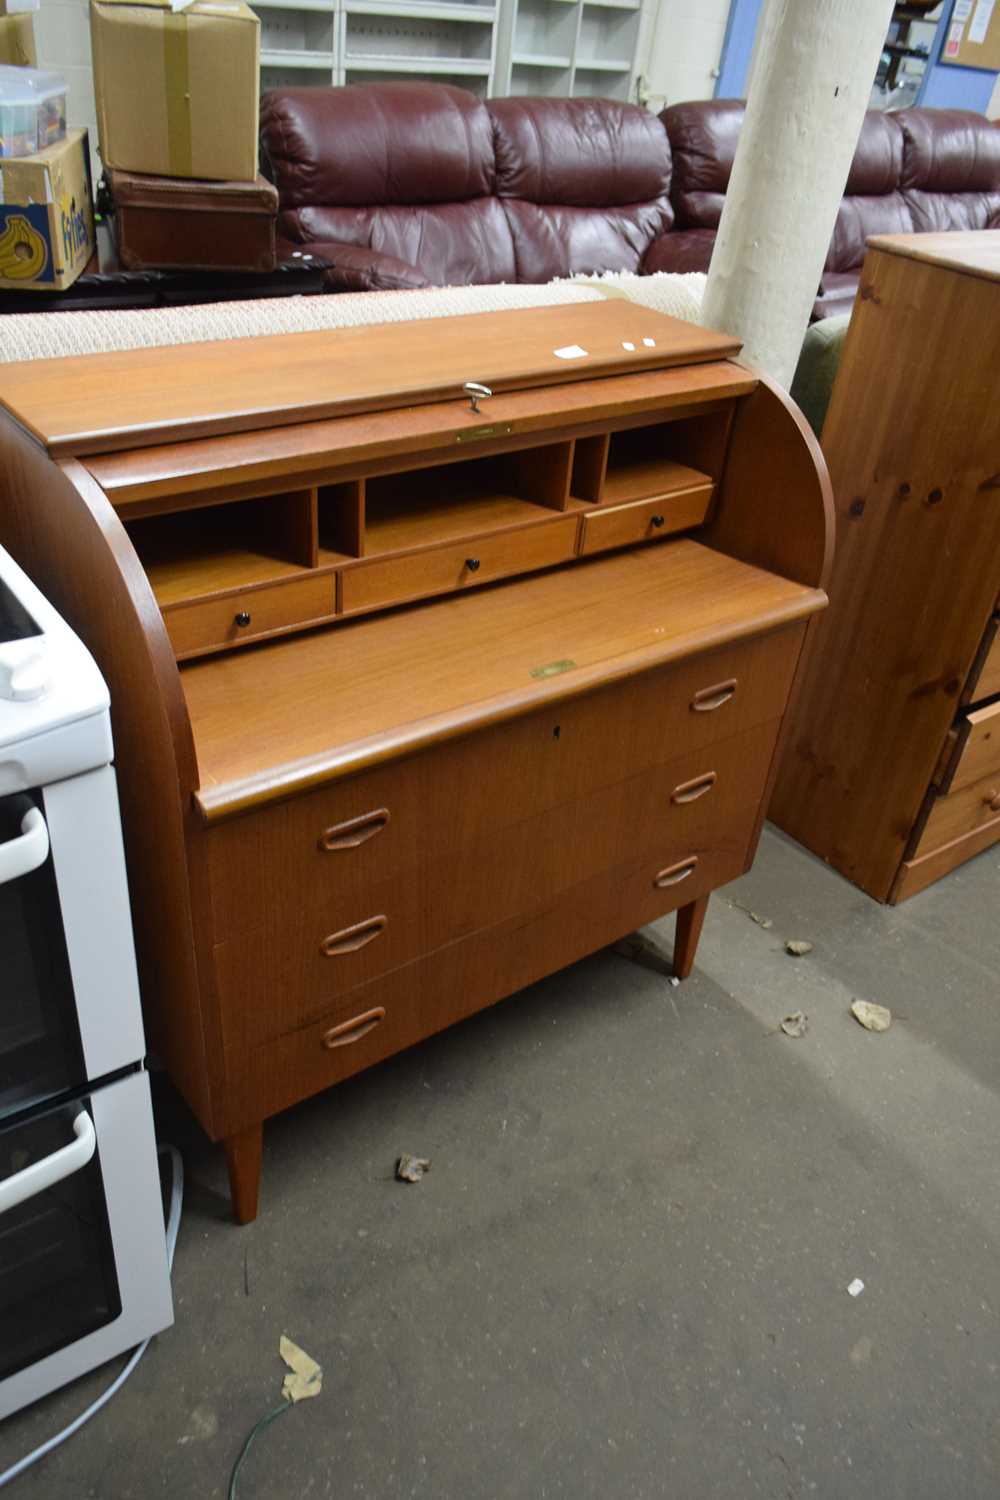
[163,574,334,660]
[964,618,1000,707]
[908,770,1000,868]
[940,698,1000,795]
[224,831,752,1132]
[213,718,777,1050]
[578,485,712,556]
[912,699,1000,860]
[206,625,804,942]
[340,516,577,615]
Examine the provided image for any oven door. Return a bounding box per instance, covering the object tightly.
[0,768,145,1120]
[0,791,85,1118]
[0,1071,173,1420]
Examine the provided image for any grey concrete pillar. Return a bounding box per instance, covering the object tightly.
[702,0,896,388]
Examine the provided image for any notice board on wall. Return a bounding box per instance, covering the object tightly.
[941,0,1000,70]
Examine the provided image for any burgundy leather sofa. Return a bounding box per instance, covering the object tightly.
[260,83,1000,316]
[658,99,1000,317]
[261,84,673,293]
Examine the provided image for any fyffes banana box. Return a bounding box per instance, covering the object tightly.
[0,127,94,290]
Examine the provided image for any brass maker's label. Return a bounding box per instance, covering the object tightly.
[455,423,513,444]
[530,659,578,680]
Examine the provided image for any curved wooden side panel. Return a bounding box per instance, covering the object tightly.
[704,370,835,591]
[0,416,221,1137]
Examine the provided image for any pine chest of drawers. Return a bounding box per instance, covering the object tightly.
[0,300,832,1219]
[771,231,1000,902]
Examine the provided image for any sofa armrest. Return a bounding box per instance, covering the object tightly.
[280,240,431,292]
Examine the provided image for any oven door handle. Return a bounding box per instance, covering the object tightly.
[0,806,50,885]
[0,1109,97,1216]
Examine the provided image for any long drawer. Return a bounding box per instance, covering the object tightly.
[214,718,778,1051]
[340,514,577,616]
[221,832,751,1134]
[207,623,804,941]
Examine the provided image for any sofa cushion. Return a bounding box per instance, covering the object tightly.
[280,199,517,286]
[488,97,671,208]
[825,192,913,272]
[661,99,743,230]
[642,227,716,275]
[498,199,670,282]
[897,107,1000,192]
[844,110,904,195]
[896,106,1000,233]
[486,97,672,282]
[261,82,496,208]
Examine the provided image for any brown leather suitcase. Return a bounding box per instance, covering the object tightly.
[107,170,278,273]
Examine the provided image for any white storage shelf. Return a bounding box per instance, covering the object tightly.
[495,0,639,99]
[258,0,641,107]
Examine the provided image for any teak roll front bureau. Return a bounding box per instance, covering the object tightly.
[0,301,832,1221]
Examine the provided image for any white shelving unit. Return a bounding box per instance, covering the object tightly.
[257,0,641,104]
[494,0,641,101]
[258,0,338,91]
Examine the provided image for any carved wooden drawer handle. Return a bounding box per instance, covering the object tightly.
[671,771,717,805]
[320,914,387,957]
[319,808,390,851]
[322,1006,386,1050]
[691,679,737,713]
[654,856,699,888]
[986,790,1000,814]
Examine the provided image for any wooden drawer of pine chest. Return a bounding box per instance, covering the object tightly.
[214,719,777,1051]
[164,574,335,660]
[963,615,1000,707]
[223,835,751,1132]
[340,515,577,616]
[207,624,804,942]
[578,487,712,556]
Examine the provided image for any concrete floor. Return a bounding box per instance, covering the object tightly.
[3,826,999,1499]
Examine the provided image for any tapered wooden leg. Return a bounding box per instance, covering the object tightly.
[224,1124,263,1225]
[673,894,709,980]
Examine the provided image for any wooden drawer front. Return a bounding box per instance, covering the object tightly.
[223,835,750,1133]
[964,616,1000,706]
[214,719,778,1051]
[164,574,334,659]
[578,486,712,557]
[207,624,803,941]
[945,699,1000,794]
[340,516,577,616]
[915,765,1000,859]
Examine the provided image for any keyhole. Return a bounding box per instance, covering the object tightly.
[552,725,561,740]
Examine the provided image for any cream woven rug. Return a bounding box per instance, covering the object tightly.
[0,272,708,364]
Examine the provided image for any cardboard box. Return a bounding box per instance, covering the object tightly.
[90,0,260,182]
[0,13,36,64]
[0,127,94,289]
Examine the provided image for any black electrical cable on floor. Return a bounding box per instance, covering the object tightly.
[227,1398,297,1500]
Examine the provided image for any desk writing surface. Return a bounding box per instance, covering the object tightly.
[0,302,742,458]
[184,540,824,819]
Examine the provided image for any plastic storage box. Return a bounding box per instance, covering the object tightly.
[0,66,66,159]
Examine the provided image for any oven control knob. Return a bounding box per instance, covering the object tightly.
[0,645,50,702]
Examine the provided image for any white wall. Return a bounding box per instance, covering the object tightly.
[989,72,1000,118]
[638,0,730,111]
